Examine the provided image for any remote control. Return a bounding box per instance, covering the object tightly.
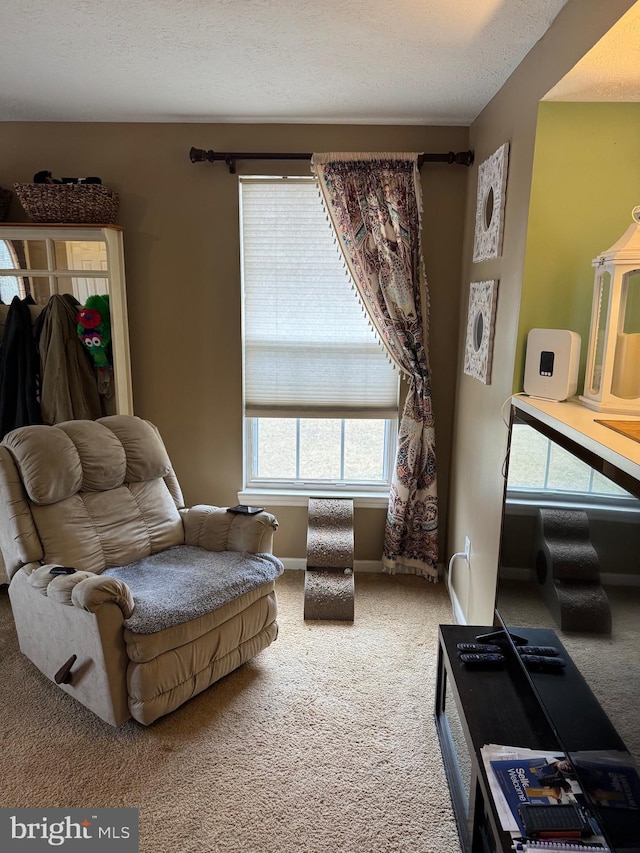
[516,645,559,657]
[459,653,505,667]
[49,566,77,576]
[520,654,566,671]
[457,643,502,653]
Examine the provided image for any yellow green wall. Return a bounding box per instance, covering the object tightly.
[515,102,640,391]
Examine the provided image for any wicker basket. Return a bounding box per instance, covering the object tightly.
[13,182,119,224]
[0,187,12,221]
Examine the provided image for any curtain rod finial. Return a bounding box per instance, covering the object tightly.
[190,147,212,163]
[456,150,474,167]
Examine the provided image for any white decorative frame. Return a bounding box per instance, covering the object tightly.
[473,143,509,262]
[463,280,499,384]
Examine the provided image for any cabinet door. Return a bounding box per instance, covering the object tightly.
[0,225,133,416]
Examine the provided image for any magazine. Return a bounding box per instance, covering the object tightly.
[480,744,583,835]
[480,744,611,848]
[570,750,640,810]
[489,755,582,835]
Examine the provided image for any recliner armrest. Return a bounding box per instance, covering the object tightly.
[71,575,134,619]
[182,505,278,554]
[25,565,134,618]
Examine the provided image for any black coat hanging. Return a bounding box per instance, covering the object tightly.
[0,295,42,440]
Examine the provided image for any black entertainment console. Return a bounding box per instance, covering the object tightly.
[435,623,640,853]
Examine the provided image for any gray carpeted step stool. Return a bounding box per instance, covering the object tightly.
[304,498,354,621]
[534,508,611,633]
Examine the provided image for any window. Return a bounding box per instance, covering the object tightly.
[239,177,399,496]
[507,421,635,504]
[0,239,21,302]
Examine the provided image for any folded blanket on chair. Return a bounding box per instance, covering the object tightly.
[104,545,284,634]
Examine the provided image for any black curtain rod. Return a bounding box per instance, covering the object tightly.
[189,146,474,174]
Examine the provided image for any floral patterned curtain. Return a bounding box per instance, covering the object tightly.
[311,153,438,580]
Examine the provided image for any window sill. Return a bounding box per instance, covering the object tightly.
[505,493,640,522]
[238,489,389,509]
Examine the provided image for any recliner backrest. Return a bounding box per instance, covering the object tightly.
[0,416,186,579]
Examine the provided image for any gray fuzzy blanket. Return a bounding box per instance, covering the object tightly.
[104,546,284,634]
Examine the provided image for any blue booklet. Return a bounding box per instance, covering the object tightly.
[489,756,579,835]
[570,750,640,810]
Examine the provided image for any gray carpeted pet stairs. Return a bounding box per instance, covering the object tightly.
[534,508,611,633]
[304,498,354,621]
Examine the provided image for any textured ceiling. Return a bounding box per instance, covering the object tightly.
[0,0,573,125]
[544,1,640,102]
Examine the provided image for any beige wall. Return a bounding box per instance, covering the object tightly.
[447,0,637,624]
[0,123,468,562]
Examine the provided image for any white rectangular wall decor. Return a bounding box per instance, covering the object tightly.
[463,279,499,384]
[473,142,509,262]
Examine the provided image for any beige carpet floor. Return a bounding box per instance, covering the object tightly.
[0,571,461,853]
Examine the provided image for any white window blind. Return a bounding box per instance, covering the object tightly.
[240,177,399,419]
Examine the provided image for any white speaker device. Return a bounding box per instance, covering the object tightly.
[524,328,581,401]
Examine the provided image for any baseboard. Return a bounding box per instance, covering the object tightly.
[280,560,452,576]
[280,558,307,571]
[280,558,383,573]
[446,572,466,625]
[603,572,640,587]
[500,567,640,587]
[500,566,535,582]
[284,557,463,621]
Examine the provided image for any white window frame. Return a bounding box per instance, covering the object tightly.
[0,238,22,301]
[240,416,397,506]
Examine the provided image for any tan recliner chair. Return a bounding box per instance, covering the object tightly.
[0,415,283,726]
